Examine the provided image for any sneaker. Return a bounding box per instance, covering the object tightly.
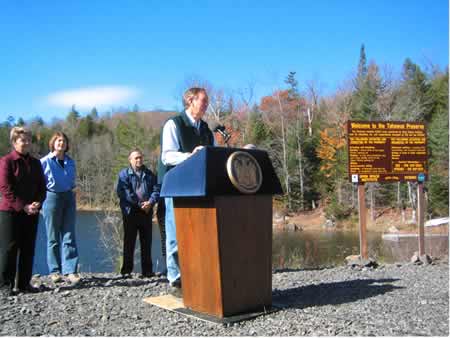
[139,272,155,279]
[119,273,132,279]
[50,273,63,283]
[67,273,81,284]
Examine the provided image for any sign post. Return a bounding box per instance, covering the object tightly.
[417,182,425,256]
[347,121,428,261]
[357,183,368,260]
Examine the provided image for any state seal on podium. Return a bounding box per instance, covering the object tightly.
[226,151,263,194]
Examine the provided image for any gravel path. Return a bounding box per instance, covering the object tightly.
[1,260,448,336]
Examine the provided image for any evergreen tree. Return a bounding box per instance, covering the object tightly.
[77,115,95,139]
[67,105,80,124]
[0,121,11,156]
[285,71,299,99]
[7,115,15,126]
[356,44,367,90]
[90,107,99,120]
[351,45,380,120]
[393,58,431,121]
[427,70,449,215]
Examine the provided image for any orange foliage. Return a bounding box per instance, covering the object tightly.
[316,126,346,177]
[259,90,307,123]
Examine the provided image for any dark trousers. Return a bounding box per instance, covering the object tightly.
[0,211,38,290]
[156,200,166,258]
[120,209,153,275]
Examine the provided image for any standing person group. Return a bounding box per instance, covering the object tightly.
[0,128,82,297]
[0,86,214,298]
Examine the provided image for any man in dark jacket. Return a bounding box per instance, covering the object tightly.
[117,149,159,278]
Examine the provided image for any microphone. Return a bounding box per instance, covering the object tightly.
[209,121,231,144]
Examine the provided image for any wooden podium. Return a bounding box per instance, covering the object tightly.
[161,147,282,318]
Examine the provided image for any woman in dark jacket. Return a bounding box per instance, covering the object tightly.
[0,127,46,296]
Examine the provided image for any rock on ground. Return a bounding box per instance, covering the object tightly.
[1,261,448,336]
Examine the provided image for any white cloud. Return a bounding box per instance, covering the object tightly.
[47,86,139,109]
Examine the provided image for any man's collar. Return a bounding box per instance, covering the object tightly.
[127,165,146,175]
[183,110,200,127]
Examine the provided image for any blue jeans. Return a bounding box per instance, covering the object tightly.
[165,197,180,283]
[43,191,79,275]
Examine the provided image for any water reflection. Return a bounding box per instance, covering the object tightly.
[273,230,449,270]
[34,211,165,275]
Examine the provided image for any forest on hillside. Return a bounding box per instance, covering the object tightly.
[1,46,448,221]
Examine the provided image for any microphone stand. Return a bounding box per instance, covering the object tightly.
[218,130,231,147]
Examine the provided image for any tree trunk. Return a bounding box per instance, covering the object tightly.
[306,107,313,137]
[297,119,304,210]
[281,115,291,210]
[276,92,291,210]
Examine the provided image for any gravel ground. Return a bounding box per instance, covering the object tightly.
[1,260,448,336]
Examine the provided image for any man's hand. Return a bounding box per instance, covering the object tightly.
[191,145,204,155]
[140,201,152,214]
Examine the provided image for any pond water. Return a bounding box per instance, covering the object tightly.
[33,211,448,275]
[34,211,166,275]
[273,229,448,269]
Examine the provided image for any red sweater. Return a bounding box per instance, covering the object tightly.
[0,150,46,212]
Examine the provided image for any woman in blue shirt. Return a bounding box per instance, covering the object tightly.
[40,132,80,284]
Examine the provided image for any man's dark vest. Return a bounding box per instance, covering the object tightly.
[157,111,214,184]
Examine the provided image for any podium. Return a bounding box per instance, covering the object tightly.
[161,146,282,318]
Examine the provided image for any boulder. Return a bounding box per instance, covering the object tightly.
[345,255,378,268]
[387,226,399,233]
[285,223,302,231]
[323,219,336,228]
[410,252,432,265]
[420,254,432,265]
[410,251,420,264]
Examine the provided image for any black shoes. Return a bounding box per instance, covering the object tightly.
[17,285,40,294]
[139,272,155,279]
[169,279,182,298]
[170,279,181,288]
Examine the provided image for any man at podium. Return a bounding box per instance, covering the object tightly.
[158,87,216,296]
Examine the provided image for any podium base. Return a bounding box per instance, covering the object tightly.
[143,294,279,324]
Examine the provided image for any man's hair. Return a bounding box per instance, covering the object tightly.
[182,87,207,109]
[128,148,143,159]
[10,127,32,144]
[48,131,70,153]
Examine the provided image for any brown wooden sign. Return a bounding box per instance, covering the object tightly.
[347,121,427,183]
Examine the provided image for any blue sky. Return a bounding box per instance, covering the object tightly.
[0,0,448,123]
